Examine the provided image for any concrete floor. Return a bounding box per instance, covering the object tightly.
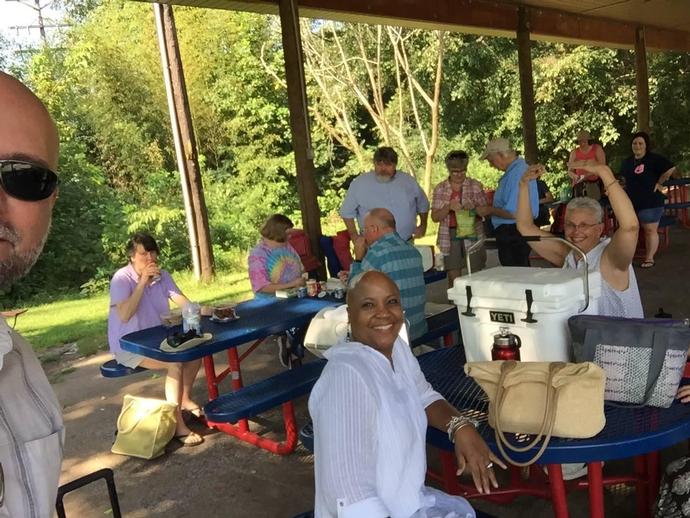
[54,226,690,518]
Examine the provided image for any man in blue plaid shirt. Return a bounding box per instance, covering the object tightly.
[347,208,427,341]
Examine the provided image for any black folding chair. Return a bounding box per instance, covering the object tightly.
[56,468,122,518]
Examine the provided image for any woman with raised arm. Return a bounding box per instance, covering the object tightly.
[515,162,643,319]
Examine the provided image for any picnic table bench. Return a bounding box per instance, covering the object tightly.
[205,306,461,455]
[204,359,327,455]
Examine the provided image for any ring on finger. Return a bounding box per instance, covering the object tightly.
[486,461,494,469]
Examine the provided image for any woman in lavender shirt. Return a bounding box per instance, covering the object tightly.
[108,233,203,446]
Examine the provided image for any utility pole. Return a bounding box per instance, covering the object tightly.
[158,3,215,282]
[4,0,59,45]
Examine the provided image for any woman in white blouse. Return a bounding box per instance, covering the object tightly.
[309,271,505,518]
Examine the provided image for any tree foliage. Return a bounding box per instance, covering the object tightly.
[5,0,690,303]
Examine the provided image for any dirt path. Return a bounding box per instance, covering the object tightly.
[54,341,316,518]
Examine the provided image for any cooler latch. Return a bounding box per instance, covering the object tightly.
[461,286,476,317]
[521,289,537,323]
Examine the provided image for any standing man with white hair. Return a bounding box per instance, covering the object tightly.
[475,138,539,266]
[516,162,643,318]
[0,72,64,517]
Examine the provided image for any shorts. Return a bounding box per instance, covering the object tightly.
[444,227,486,273]
[114,350,145,369]
[637,206,664,224]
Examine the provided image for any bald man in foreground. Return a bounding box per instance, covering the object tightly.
[0,72,65,516]
[346,208,427,341]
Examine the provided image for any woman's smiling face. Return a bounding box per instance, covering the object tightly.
[347,271,403,358]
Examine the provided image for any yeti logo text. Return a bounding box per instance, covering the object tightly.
[489,311,515,324]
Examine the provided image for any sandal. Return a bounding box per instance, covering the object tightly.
[640,261,655,269]
[174,431,204,447]
[182,406,203,418]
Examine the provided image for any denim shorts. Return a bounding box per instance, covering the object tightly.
[637,206,664,224]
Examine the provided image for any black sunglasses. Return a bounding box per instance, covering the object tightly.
[0,160,59,201]
[166,329,199,348]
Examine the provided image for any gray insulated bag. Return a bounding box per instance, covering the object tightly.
[569,315,690,408]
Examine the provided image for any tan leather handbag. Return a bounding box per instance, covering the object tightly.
[465,360,606,466]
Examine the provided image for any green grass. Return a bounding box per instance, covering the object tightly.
[14,228,440,359]
[15,270,253,357]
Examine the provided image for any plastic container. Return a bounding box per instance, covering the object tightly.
[182,302,202,336]
[449,266,601,362]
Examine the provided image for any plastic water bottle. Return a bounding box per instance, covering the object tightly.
[182,302,202,335]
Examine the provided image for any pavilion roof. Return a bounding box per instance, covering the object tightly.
[144,0,690,51]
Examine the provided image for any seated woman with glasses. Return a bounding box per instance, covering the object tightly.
[430,150,489,286]
[309,270,505,518]
[108,232,203,446]
[515,162,643,319]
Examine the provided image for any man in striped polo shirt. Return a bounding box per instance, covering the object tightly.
[347,208,427,341]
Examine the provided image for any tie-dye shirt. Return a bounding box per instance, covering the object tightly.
[248,239,304,295]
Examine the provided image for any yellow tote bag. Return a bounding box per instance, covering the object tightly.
[111,395,177,459]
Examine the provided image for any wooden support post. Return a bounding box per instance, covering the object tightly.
[517,6,538,164]
[635,26,651,133]
[154,3,201,279]
[161,4,215,281]
[278,0,325,277]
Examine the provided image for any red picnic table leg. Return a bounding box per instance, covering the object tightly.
[546,464,570,518]
[635,455,651,518]
[202,355,220,400]
[645,452,660,518]
[587,461,605,518]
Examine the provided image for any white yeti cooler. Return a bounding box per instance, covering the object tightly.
[448,266,601,362]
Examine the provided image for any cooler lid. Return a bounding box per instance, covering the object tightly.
[448,266,601,304]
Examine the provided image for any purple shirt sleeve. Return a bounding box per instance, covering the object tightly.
[109,268,133,307]
[160,270,182,299]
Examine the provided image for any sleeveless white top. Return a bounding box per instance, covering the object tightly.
[563,238,644,318]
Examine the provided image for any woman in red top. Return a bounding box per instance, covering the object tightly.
[568,130,607,199]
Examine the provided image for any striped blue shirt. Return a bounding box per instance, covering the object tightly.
[349,232,427,340]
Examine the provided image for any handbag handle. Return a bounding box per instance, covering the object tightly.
[493,362,564,466]
[492,361,554,451]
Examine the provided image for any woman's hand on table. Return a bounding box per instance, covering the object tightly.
[676,385,690,403]
[454,425,506,494]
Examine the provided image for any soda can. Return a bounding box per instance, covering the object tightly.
[334,287,345,300]
[306,279,318,297]
[297,287,307,299]
[319,281,327,294]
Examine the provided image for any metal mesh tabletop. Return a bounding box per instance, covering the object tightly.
[419,347,690,464]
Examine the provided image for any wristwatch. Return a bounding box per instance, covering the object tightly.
[447,415,480,444]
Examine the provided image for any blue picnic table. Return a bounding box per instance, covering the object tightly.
[120,296,341,454]
[419,346,690,518]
